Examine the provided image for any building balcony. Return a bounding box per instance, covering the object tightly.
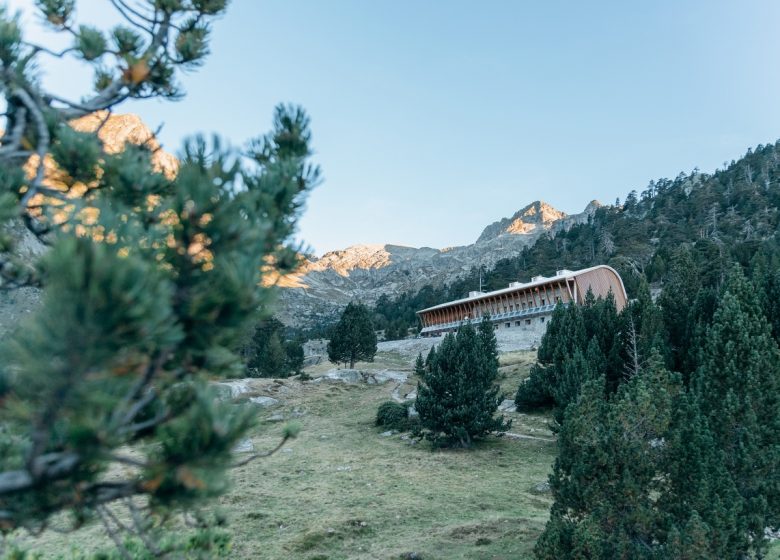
[419,302,566,335]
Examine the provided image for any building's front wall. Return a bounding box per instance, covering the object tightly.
[417,265,626,336]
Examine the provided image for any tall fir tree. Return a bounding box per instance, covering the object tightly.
[327,302,377,368]
[693,267,780,550]
[659,391,744,558]
[536,355,680,559]
[658,247,700,374]
[415,319,509,448]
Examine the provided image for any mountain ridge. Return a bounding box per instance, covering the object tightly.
[277,199,600,326]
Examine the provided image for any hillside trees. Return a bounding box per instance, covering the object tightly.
[535,354,747,559]
[415,319,510,448]
[535,267,780,558]
[327,302,377,368]
[514,291,624,423]
[0,0,318,554]
[693,268,780,546]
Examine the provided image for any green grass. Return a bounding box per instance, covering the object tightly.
[22,350,556,559]
[221,351,554,559]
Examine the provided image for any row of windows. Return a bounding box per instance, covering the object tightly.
[487,295,563,315]
[495,316,546,329]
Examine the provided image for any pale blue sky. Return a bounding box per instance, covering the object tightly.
[10,1,780,254]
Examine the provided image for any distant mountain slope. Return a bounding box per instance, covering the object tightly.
[369,142,780,335]
[276,200,599,326]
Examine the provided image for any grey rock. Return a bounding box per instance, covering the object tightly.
[532,481,551,493]
[232,439,253,453]
[249,396,279,407]
[215,380,253,400]
[498,399,517,413]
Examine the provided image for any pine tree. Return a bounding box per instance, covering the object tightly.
[658,247,700,373]
[625,279,669,368]
[245,317,299,378]
[659,391,744,558]
[284,339,305,375]
[415,319,509,448]
[413,352,426,377]
[693,267,780,550]
[515,303,585,410]
[327,302,377,369]
[536,354,680,559]
[0,2,317,551]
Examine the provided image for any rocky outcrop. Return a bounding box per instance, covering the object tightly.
[277,200,601,327]
[476,201,567,243]
[1,113,176,336]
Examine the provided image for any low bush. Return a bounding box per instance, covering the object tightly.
[375,401,409,431]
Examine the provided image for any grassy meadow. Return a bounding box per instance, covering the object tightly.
[22,349,560,559]
[17,347,779,559]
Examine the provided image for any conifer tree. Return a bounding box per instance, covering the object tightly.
[693,267,780,550]
[659,391,744,558]
[245,317,301,378]
[415,318,509,448]
[0,1,318,551]
[413,352,426,377]
[536,355,680,559]
[658,247,700,373]
[327,302,377,368]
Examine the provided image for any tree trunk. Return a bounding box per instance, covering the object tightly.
[349,355,355,369]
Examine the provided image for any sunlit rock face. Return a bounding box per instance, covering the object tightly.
[1,113,177,335]
[277,200,600,327]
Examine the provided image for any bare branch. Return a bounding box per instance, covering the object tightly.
[231,435,291,468]
[98,506,133,560]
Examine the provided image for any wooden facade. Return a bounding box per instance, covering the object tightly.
[416,265,627,336]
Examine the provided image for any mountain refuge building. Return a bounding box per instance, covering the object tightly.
[416,265,627,337]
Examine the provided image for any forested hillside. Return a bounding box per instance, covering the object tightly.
[374,142,780,332]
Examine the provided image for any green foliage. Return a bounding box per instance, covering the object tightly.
[0,101,319,549]
[415,319,510,448]
[383,318,408,341]
[74,25,107,61]
[536,269,780,559]
[375,401,409,432]
[243,317,303,378]
[327,302,377,369]
[515,292,626,423]
[693,267,780,549]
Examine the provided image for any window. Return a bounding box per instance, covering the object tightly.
[505,322,511,328]
[525,319,531,325]
[541,298,546,305]
[510,305,514,311]
[540,317,545,323]
[515,321,521,326]
[556,296,561,303]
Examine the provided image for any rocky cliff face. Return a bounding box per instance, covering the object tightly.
[277,200,600,326]
[1,113,175,336]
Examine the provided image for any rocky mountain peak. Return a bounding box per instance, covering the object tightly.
[71,112,178,177]
[476,200,567,243]
[306,244,393,277]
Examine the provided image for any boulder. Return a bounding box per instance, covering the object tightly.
[249,396,279,407]
[498,399,517,413]
[232,439,253,453]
